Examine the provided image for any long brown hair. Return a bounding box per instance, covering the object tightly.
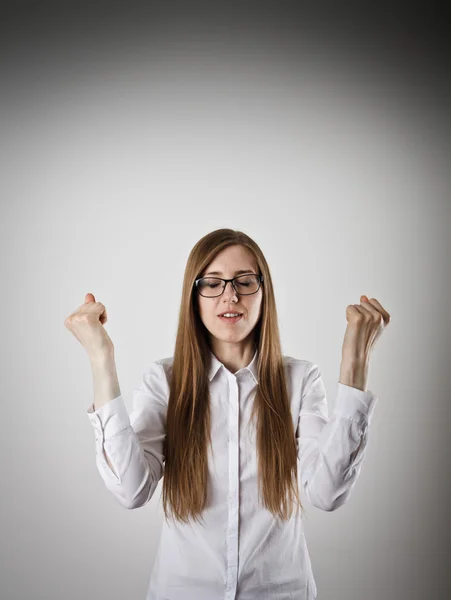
[161,228,304,525]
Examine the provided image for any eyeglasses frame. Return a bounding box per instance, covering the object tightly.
[194,273,264,298]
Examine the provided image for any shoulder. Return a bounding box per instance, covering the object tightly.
[137,356,174,389]
[282,355,316,373]
[155,356,174,368]
[282,355,321,387]
[153,356,174,385]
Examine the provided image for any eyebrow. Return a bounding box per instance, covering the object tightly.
[203,269,255,276]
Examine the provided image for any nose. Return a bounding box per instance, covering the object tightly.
[222,281,238,301]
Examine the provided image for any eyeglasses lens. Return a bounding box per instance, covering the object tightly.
[198,275,260,297]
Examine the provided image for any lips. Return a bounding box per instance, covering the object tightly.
[218,314,243,324]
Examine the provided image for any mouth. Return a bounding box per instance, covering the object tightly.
[218,313,243,324]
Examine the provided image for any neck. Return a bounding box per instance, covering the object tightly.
[209,338,256,373]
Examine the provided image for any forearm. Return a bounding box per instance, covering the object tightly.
[339,358,369,392]
[89,352,121,475]
[90,351,121,411]
[87,355,161,508]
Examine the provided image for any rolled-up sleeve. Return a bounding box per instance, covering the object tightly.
[297,363,378,512]
[86,361,168,509]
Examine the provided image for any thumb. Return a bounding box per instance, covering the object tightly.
[85,292,96,303]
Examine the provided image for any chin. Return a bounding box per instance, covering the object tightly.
[219,330,250,343]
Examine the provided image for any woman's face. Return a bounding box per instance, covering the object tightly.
[196,244,263,347]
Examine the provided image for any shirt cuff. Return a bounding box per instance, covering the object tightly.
[333,382,378,422]
[86,394,131,439]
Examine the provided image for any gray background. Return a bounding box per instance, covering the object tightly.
[1,2,450,599]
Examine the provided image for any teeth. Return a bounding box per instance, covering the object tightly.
[222,313,241,317]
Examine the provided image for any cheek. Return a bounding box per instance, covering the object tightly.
[198,300,212,320]
[251,296,263,315]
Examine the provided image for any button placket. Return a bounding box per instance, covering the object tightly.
[225,373,240,600]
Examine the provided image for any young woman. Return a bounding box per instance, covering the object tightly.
[65,228,390,600]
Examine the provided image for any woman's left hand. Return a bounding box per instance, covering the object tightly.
[342,295,391,363]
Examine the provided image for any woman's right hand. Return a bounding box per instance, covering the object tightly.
[64,293,114,360]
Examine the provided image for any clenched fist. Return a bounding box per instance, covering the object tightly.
[342,295,391,362]
[64,293,114,360]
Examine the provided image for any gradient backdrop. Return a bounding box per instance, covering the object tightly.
[1,2,450,599]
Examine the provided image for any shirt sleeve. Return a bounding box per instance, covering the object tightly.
[297,363,378,511]
[86,360,168,509]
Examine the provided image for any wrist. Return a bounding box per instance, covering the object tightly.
[88,346,114,366]
[339,358,369,392]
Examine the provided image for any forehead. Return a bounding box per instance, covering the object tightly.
[204,245,257,274]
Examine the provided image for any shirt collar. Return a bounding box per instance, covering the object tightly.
[208,347,259,384]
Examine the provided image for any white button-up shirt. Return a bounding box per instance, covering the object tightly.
[87,349,378,600]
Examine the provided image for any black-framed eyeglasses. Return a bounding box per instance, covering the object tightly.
[194,273,264,298]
